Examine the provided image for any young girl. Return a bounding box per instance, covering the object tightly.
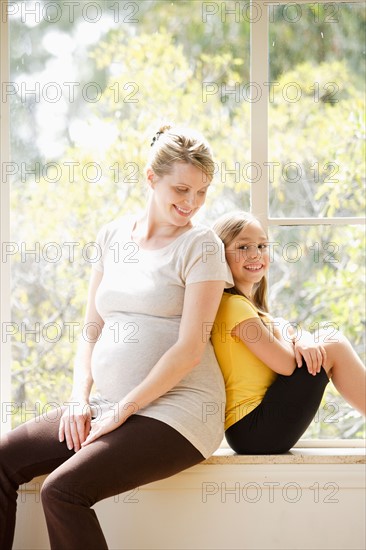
[212,211,366,454]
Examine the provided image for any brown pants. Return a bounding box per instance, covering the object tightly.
[0,409,204,549]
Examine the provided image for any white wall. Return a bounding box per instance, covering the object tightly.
[14,460,366,550]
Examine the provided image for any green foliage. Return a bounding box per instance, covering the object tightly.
[9,3,365,438]
[269,60,365,218]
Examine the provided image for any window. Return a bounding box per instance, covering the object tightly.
[266,1,365,439]
[1,0,365,441]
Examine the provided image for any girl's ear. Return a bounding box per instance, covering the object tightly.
[146,168,156,189]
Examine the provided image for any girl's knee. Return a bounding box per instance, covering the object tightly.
[319,327,344,343]
[323,331,350,354]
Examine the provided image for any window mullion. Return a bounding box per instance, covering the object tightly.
[250,1,269,229]
[269,217,366,226]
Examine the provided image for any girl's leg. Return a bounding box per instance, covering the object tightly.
[0,408,75,550]
[321,331,366,415]
[40,415,204,550]
[225,364,329,454]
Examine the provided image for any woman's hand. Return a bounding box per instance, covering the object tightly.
[59,401,92,452]
[81,402,137,447]
[294,332,327,375]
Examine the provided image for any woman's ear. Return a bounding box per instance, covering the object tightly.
[146,168,156,189]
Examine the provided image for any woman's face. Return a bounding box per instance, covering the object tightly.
[147,162,210,226]
[225,221,270,295]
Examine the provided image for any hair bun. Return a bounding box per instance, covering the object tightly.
[150,124,173,147]
[157,124,172,134]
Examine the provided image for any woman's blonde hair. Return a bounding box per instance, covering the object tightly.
[213,211,269,315]
[147,125,215,182]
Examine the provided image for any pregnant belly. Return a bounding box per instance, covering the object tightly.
[91,316,180,402]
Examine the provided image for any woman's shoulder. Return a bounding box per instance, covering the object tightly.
[179,223,227,266]
[183,223,225,249]
[96,215,135,243]
[178,223,233,286]
[99,214,135,232]
[190,222,221,238]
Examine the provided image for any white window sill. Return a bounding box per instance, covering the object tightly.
[206,446,366,465]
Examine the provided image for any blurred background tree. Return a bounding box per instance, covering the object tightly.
[8,1,365,438]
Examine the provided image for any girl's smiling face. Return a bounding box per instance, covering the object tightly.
[225,220,270,296]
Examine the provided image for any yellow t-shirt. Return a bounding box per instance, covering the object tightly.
[212,292,277,430]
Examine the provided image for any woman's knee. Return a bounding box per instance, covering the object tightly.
[41,472,79,508]
[41,470,98,509]
[41,473,63,507]
[0,437,19,487]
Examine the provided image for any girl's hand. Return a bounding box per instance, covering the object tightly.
[294,333,327,375]
[59,401,92,452]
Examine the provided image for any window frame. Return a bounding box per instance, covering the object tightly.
[0,0,365,438]
[251,0,366,230]
[251,0,365,446]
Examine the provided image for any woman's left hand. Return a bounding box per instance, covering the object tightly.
[81,402,138,447]
[294,332,327,375]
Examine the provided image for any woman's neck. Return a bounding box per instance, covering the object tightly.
[134,212,192,239]
[131,209,193,250]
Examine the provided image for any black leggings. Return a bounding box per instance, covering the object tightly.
[0,411,204,550]
[225,363,329,454]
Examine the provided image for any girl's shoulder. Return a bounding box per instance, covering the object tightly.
[216,292,261,327]
[221,292,259,315]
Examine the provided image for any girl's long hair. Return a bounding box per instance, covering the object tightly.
[212,211,269,316]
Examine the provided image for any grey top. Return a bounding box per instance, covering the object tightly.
[89,216,233,458]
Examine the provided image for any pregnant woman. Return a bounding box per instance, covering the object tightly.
[0,125,233,549]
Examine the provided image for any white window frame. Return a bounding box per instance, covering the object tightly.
[251,0,365,448]
[1,0,365,439]
[251,0,365,228]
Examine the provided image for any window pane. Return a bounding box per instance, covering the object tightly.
[9,0,249,426]
[269,3,365,218]
[268,224,365,439]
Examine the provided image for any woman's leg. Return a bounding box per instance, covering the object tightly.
[40,415,204,550]
[225,363,329,454]
[1,410,203,550]
[321,330,366,415]
[0,408,74,550]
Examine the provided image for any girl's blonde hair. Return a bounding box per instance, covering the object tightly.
[147,125,215,182]
[213,211,269,315]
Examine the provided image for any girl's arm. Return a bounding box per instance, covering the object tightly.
[59,268,104,451]
[232,316,297,375]
[82,279,226,446]
[273,317,327,375]
[293,331,326,375]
